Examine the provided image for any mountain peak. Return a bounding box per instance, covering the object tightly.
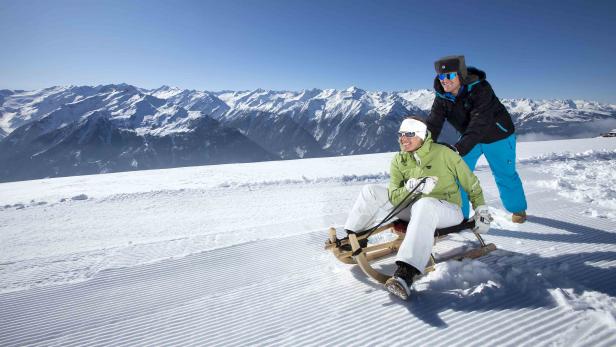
[345,86,365,93]
[94,83,140,95]
[344,86,367,99]
[156,85,183,92]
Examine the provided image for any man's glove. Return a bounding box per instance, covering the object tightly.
[436,142,459,154]
[472,205,493,234]
[404,176,438,195]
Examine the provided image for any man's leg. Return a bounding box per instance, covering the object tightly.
[482,134,527,214]
[344,184,393,232]
[460,145,483,218]
[395,198,463,273]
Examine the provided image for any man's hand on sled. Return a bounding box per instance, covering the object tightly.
[473,205,493,234]
[404,176,438,194]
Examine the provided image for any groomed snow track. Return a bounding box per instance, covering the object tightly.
[1,198,615,346]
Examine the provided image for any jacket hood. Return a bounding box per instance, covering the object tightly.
[433,66,486,93]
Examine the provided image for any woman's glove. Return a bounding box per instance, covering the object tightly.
[404,176,438,194]
[472,205,493,234]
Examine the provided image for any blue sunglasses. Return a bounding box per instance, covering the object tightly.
[438,72,458,81]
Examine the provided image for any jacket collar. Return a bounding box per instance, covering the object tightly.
[436,85,465,102]
[400,133,433,165]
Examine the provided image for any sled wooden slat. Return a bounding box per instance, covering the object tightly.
[324,223,395,251]
[365,239,402,261]
[333,239,402,260]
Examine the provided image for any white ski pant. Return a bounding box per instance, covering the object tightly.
[344,184,463,273]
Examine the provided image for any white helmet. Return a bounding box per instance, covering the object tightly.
[399,118,427,140]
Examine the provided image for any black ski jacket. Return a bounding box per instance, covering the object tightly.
[426,67,515,156]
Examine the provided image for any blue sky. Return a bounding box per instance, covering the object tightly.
[1,0,615,103]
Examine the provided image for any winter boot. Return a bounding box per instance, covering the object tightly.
[385,261,420,300]
[512,211,527,223]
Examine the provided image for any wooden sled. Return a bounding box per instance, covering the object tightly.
[324,220,497,284]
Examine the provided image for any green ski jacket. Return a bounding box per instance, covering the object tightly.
[388,133,485,209]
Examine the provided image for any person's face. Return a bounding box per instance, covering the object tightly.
[399,132,423,152]
[439,72,461,94]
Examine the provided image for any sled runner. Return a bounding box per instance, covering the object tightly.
[324,219,497,284]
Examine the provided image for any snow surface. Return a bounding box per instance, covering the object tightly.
[1,137,616,346]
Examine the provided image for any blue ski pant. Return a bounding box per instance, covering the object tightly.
[460,134,527,218]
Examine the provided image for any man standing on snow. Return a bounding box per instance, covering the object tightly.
[344,117,491,300]
[427,55,527,223]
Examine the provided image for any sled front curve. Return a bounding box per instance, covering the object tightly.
[349,233,391,283]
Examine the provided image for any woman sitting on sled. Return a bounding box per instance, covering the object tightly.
[344,116,492,300]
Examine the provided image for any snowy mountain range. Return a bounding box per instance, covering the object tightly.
[1,84,615,182]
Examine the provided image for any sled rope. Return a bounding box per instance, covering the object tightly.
[348,177,428,241]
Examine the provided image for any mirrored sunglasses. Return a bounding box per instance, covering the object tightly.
[398,131,416,138]
[438,72,458,81]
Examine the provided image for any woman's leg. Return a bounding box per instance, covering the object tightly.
[344,184,393,232]
[395,198,463,273]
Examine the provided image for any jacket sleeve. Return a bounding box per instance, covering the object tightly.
[449,151,485,208]
[387,155,408,206]
[455,82,496,156]
[426,99,446,143]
